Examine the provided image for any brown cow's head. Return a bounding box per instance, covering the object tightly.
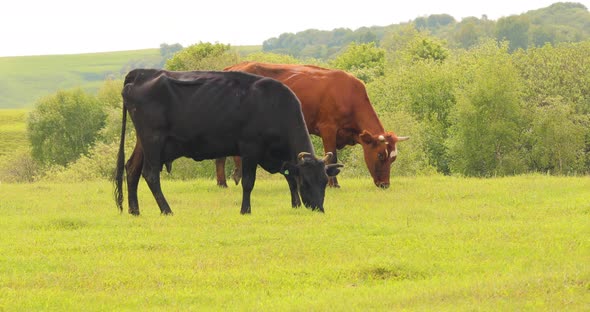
[359,130,409,189]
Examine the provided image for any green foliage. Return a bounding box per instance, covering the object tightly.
[0,148,39,183]
[452,16,496,49]
[243,52,305,64]
[159,43,183,60]
[329,42,385,83]
[382,25,449,66]
[415,14,456,31]
[447,41,525,176]
[526,98,587,174]
[261,3,590,59]
[369,56,455,174]
[262,26,387,60]
[496,15,530,51]
[28,89,107,166]
[40,141,119,182]
[513,41,590,114]
[96,78,123,109]
[165,42,239,71]
[526,2,590,45]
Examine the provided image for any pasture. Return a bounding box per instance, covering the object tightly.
[0,109,29,157]
[0,176,588,310]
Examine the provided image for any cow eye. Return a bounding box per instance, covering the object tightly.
[378,153,385,161]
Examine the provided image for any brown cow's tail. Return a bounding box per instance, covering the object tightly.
[114,102,127,212]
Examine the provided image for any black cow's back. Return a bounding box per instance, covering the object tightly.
[122,69,311,165]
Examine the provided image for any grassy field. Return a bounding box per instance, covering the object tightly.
[0,109,29,157]
[0,176,588,310]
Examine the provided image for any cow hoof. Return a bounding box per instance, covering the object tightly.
[129,210,140,216]
[161,210,174,216]
[328,184,341,188]
[217,182,228,188]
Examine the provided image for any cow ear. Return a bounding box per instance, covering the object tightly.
[359,130,374,145]
[280,162,299,176]
[325,164,343,177]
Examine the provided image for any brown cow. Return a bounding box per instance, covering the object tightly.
[216,62,408,189]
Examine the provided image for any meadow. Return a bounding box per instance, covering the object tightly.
[0,109,29,157]
[1,176,588,310]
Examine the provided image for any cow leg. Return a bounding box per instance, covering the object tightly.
[215,157,228,187]
[239,157,257,214]
[284,174,301,208]
[319,131,341,188]
[231,156,242,185]
[142,164,173,215]
[125,146,143,215]
[141,143,173,215]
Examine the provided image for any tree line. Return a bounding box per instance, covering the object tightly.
[262,2,590,59]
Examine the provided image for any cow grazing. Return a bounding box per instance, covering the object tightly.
[216,62,408,189]
[114,69,342,215]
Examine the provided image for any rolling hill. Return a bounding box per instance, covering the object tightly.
[0,49,161,108]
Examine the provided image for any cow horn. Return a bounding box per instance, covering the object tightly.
[298,152,312,161]
[397,136,410,142]
[323,152,333,163]
[378,135,386,142]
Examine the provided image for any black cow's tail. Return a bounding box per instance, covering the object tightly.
[114,102,127,212]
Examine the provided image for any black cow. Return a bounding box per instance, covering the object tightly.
[114,69,342,215]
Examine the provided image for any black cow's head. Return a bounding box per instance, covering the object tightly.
[281,152,342,212]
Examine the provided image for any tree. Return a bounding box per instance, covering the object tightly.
[243,52,305,64]
[165,42,239,71]
[447,40,525,176]
[401,61,456,174]
[329,42,385,83]
[159,43,183,67]
[382,25,449,65]
[28,89,106,166]
[496,15,530,51]
[159,43,183,59]
[527,98,586,174]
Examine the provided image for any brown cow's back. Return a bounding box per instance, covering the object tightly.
[225,62,379,140]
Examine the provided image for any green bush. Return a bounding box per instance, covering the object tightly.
[165,42,239,71]
[28,89,107,166]
[0,148,40,183]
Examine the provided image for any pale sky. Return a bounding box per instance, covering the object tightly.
[1,0,587,57]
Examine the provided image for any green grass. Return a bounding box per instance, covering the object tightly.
[0,49,160,108]
[0,176,588,310]
[0,109,29,157]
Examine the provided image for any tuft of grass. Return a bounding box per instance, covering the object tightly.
[0,176,588,310]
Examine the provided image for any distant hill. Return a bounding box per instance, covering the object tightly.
[0,49,160,108]
[0,45,262,109]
